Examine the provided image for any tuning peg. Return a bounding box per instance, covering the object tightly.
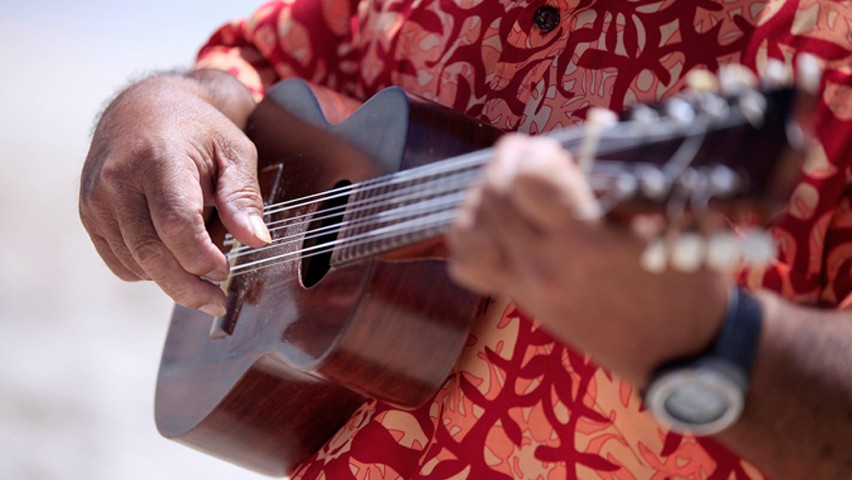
[686,69,720,94]
[670,233,705,272]
[706,165,741,199]
[578,107,619,172]
[640,237,668,274]
[718,64,759,95]
[706,231,742,271]
[740,228,776,267]
[795,53,823,95]
[630,104,659,128]
[763,58,794,88]
[637,165,670,202]
[587,106,619,126]
[664,97,696,125]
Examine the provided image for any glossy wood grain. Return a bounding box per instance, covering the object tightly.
[155,80,501,476]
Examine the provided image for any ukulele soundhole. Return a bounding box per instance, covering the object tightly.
[300,180,351,288]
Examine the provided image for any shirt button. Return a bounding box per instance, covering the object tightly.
[533,5,560,33]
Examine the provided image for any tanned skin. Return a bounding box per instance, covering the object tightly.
[81,70,852,479]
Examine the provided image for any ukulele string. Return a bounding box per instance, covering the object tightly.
[227,108,744,275]
[225,122,666,252]
[228,153,687,274]
[230,209,460,276]
[226,165,483,257]
[223,149,494,248]
[228,186,471,261]
[226,153,634,275]
[251,97,747,224]
[226,151,640,262]
[227,158,483,249]
[258,147,497,217]
[246,122,643,220]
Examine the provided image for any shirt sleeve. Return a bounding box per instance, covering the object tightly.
[194,0,361,100]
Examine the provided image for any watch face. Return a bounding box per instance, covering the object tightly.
[664,383,729,424]
[645,362,746,436]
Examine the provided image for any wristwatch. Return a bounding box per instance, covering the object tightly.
[644,287,763,436]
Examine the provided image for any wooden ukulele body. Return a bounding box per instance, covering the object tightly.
[155,80,500,476]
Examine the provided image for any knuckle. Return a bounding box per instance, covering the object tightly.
[216,130,257,164]
[133,239,168,273]
[156,204,195,239]
[234,133,258,161]
[181,245,220,277]
[221,184,262,206]
[99,159,129,186]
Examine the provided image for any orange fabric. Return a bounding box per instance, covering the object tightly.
[196,1,852,478]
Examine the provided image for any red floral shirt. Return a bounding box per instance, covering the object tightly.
[196,1,852,478]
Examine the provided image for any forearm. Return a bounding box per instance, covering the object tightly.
[719,292,852,479]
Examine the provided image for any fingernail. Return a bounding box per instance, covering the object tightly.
[206,266,229,282]
[250,214,272,244]
[200,302,227,317]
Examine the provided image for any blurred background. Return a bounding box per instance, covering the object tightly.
[0,1,268,478]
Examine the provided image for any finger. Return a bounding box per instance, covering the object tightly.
[495,135,599,230]
[447,185,511,294]
[80,209,150,280]
[144,165,230,282]
[477,182,545,278]
[211,127,271,248]
[89,232,142,281]
[116,192,227,315]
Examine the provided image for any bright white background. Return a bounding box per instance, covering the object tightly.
[0,1,269,479]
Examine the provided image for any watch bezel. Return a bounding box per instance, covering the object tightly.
[645,358,746,436]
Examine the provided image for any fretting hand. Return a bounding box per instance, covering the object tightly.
[447,133,729,386]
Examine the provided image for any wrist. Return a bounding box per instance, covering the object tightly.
[188,68,256,128]
[644,286,764,436]
[630,272,729,389]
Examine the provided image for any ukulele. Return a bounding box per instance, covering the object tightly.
[155,72,804,476]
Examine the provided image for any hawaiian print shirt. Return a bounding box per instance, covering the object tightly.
[195,1,852,478]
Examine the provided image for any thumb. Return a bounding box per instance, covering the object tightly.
[213,134,271,248]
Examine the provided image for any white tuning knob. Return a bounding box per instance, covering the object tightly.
[640,238,668,274]
[706,231,742,271]
[718,64,758,94]
[763,58,793,88]
[707,165,740,198]
[665,98,696,125]
[796,53,823,95]
[685,69,720,94]
[741,228,776,267]
[638,166,670,201]
[670,233,705,272]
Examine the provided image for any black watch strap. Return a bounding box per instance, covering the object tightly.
[710,287,763,376]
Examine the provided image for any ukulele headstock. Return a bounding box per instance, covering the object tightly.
[570,60,821,274]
